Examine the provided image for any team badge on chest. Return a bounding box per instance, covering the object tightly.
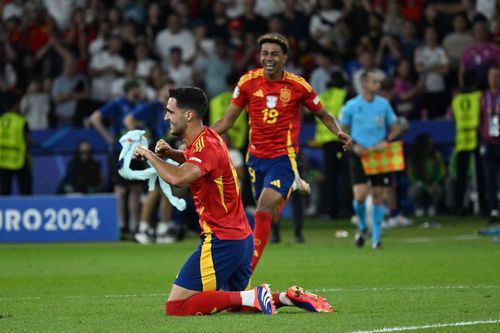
[279,87,291,104]
[266,95,278,108]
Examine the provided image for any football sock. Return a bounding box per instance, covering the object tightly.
[352,200,367,232]
[273,292,293,308]
[165,291,241,316]
[251,211,273,271]
[138,221,149,233]
[372,204,385,243]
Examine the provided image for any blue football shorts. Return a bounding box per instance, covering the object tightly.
[246,153,297,200]
[174,233,253,292]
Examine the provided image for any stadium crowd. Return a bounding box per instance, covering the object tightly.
[1,0,500,238]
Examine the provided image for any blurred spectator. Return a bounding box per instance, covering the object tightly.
[52,58,89,127]
[119,21,140,61]
[383,1,404,39]
[310,49,348,95]
[155,14,196,65]
[375,34,402,75]
[166,47,194,87]
[414,26,449,119]
[196,38,233,98]
[460,20,500,89]
[0,102,32,195]
[63,7,95,62]
[20,80,50,130]
[393,57,422,119]
[399,20,420,60]
[279,0,309,46]
[309,0,342,51]
[238,0,266,36]
[134,41,156,80]
[88,35,125,103]
[143,1,165,49]
[407,133,446,217]
[443,13,473,77]
[479,65,500,225]
[88,20,111,56]
[57,140,103,194]
[107,6,123,36]
[111,59,154,100]
[207,1,230,39]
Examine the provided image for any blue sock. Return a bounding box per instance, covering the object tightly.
[352,200,367,232]
[372,204,385,243]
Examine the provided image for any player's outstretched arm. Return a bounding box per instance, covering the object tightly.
[135,145,201,187]
[314,108,352,151]
[211,103,244,135]
[155,139,186,163]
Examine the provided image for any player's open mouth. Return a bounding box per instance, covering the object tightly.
[264,63,275,71]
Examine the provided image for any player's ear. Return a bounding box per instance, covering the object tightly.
[185,110,194,122]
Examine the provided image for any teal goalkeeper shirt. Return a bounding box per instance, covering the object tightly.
[340,95,397,148]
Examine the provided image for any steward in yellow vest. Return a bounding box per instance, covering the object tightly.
[0,111,28,170]
[0,108,32,195]
[450,71,486,215]
[209,90,247,150]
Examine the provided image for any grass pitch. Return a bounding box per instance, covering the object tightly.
[1,216,499,333]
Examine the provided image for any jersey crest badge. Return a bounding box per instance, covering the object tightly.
[279,87,291,103]
[266,95,278,108]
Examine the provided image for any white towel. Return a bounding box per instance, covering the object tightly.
[118,130,186,211]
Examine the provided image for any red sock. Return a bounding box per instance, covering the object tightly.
[252,211,273,272]
[165,291,241,316]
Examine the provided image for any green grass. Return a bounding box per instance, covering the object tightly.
[1,216,499,333]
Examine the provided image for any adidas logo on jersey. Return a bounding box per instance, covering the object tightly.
[270,180,281,188]
[253,89,264,97]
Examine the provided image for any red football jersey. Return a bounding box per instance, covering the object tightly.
[184,127,252,240]
[231,69,322,158]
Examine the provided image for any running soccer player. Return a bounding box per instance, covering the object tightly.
[212,33,352,271]
[135,87,332,315]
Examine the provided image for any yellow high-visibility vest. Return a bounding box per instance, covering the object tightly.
[314,87,347,144]
[0,112,27,170]
[451,91,481,152]
[209,91,248,150]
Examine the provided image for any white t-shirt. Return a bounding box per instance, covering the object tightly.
[309,10,342,48]
[154,29,196,63]
[136,58,156,79]
[414,46,449,93]
[166,64,193,87]
[20,93,50,130]
[89,51,125,101]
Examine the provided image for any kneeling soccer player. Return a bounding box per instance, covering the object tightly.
[134,86,331,315]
